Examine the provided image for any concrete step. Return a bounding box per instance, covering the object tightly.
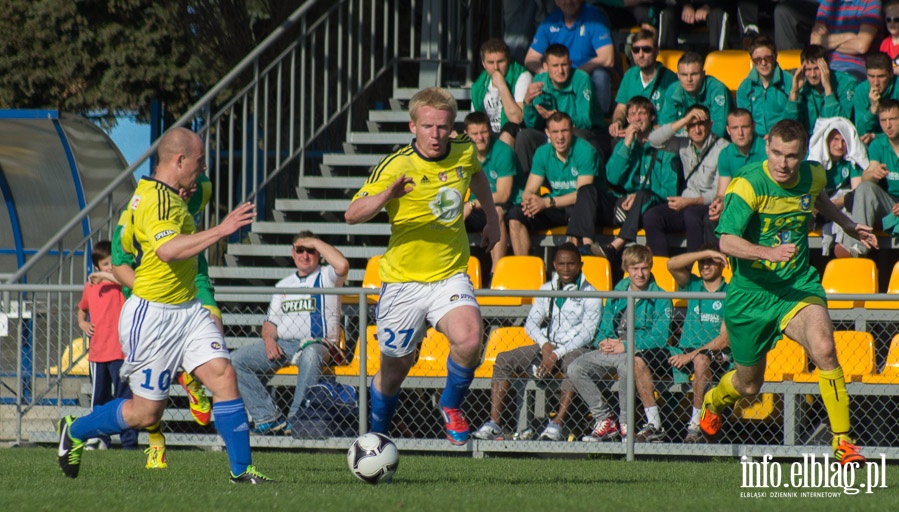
[226,244,383,259]
[210,266,366,282]
[393,87,470,100]
[298,175,367,189]
[250,221,391,236]
[346,132,413,146]
[274,198,350,212]
[322,153,386,167]
[369,110,467,123]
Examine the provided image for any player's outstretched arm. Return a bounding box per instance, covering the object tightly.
[469,170,500,251]
[814,191,879,251]
[345,175,414,225]
[156,202,256,262]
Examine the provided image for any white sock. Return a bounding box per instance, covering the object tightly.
[645,406,660,428]
[691,407,701,427]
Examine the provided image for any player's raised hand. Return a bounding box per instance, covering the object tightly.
[387,174,415,199]
[219,201,257,236]
[847,223,879,250]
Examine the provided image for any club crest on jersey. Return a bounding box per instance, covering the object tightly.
[130,196,141,209]
[800,194,811,211]
[438,172,447,182]
[456,166,464,179]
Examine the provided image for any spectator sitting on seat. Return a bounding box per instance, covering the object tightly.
[880,1,899,75]
[737,35,793,136]
[472,243,602,441]
[609,29,678,140]
[708,109,766,227]
[525,0,616,114]
[666,246,731,443]
[645,104,728,256]
[568,244,673,442]
[508,112,612,256]
[658,1,729,51]
[591,96,681,264]
[471,38,532,134]
[658,51,732,138]
[463,112,526,275]
[854,52,899,144]
[811,0,881,82]
[837,99,899,257]
[231,231,348,435]
[807,117,868,255]
[517,43,608,171]
[785,45,857,135]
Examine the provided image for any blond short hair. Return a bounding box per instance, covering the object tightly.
[621,244,653,270]
[409,87,457,122]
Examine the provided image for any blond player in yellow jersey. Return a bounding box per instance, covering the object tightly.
[346,87,501,444]
[57,128,273,483]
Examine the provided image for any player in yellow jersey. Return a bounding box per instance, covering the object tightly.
[346,87,501,445]
[57,128,273,483]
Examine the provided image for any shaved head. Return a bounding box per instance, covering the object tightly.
[157,127,202,165]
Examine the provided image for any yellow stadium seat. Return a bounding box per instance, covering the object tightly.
[476,326,535,378]
[792,331,875,383]
[361,255,383,304]
[703,50,752,92]
[408,328,451,377]
[821,258,877,309]
[49,337,90,376]
[333,325,381,377]
[467,256,483,289]
[865,261,899,309]
[657,50,683,73]
[733,393,779,421]
[479,255,546,306]
[581,255,612,291]
[861,334,899,384]
[777,49,802,71]
[764,336,807,382]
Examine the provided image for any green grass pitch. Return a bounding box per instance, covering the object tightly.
[3,447,898,511]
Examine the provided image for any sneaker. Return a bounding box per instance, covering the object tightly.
[472,420,505,440]
[230,465,276,484]
[590,242,618,263]
[145,446,168,469]
[537,420,565,441]
[833,436,866,466]
[178,372,212,426]
[251,419,291,436]
[699,402,722,441]
[441,407,470,445]
[57,415,84,478]
[634,423,664,442]
[582,417,620,442]
[684,424,704,444]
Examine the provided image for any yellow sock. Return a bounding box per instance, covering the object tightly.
[702,370,742,414]
[147,421,166,448]
[818,366,851,437]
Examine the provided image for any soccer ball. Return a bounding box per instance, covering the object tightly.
[347,432,399,484]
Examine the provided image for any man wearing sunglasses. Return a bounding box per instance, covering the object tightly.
[737,36,793,136]
[609,29,677,140]
[231,231,348,435]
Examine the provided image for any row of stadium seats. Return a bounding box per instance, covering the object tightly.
[652,49,803,93]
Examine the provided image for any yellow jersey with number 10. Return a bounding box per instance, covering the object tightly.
[352,136,480,283]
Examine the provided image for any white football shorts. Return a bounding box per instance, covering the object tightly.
[375,272,479,358]
[119,296,230,401]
